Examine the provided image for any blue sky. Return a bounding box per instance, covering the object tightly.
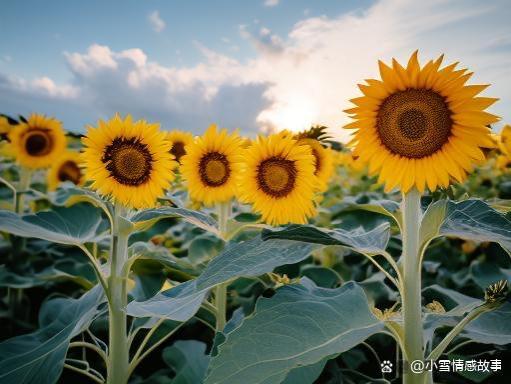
[1,0,510,140]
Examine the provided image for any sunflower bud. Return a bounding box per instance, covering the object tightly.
[484,280,508,307]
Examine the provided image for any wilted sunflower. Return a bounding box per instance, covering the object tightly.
[345,51,499,193]
[167,130,194,164]
[82,115,175,209]
[8,114,66,169]
[238,132,317,225]
[47,151,84,191]
[180,124,243,205]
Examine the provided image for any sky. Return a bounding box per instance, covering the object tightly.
[0,0,510,141]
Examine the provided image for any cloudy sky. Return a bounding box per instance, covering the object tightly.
[1,0,510,141]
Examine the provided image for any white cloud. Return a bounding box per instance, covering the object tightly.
[148,10,166,33]
[1,0,510,140]
[264,0,279,7]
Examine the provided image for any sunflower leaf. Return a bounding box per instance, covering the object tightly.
[130,207,219,235]
[261,222,390,256]
[0,203,109,246]
[205,279,384,384]
[127,236,319,321]
[0,286,105,384]
[421,199,511,254]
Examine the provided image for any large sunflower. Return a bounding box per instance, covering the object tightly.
[345,51,499,193]
[167,130,194,164]
[47,151,84,191]
[82,115,175,209]
[8,113,66,169]
[238,132,317,225]
[180,124,243,205]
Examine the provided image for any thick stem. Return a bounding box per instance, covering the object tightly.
[401,189,425,384]
[107,205,129,384]
[214,200,231,331]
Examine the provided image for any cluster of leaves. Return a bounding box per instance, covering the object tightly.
[0,136,511,384]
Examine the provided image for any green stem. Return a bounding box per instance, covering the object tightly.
[427,305,490,361]
[106,204,129,384]
[401,189,425,384]
[214,200,231,331]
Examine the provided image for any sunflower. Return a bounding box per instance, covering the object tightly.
[296,138,334,191]
[8,113,66,169]
[47,151,84,191]
[499,124,511,156]
[345,51,499,193]
[238,132,317,225]
[82,114,175,209]
[180,124,243,205]
[167,130,194,164]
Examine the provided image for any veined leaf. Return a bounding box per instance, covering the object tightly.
[127,236,319,321]
[421,199,511,254]
[162,340,210,384]
[205,279,384,384]
[0,203,109,246]
[262,222,390,256]
[130,207,218,235]
[0,286,105,384]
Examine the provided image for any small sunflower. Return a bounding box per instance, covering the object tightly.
[238,133,317,225]
[296,138,334,191]
[499,124,511,156]
[167,130,194,164]
[47,151,84,191]
[82,115,175,209]
[180,124,243,205]
[8,113,66,169]
[345,51,499,193]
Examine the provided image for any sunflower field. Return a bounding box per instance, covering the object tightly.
[1,53,511,384]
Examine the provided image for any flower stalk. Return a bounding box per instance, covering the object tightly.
[401,188,425,384]
[106,204,130,384]
[214,200,231,331]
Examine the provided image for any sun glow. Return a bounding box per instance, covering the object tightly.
[257,95,318,134]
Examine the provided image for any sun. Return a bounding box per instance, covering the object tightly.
[81,114,176,209]
[345,51,498,193]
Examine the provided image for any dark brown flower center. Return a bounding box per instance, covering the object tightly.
[171,141,186,163]
[199,152,230,187]
[102,137,153,186]
[377,89,452,158]
[257,157,297,198]
[24,129,53,156]
[58,161,81,184]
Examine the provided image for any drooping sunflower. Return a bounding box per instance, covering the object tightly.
[47,151,84,191]
[82,114,176,209]
[180,124,243,205]
[167,130,194,164]
[238,132,317,225]
[345,51,499,193]
[8,113,67,169]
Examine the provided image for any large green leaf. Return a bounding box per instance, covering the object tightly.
[423,285,511,349]
[421,199,511,253]
[332,195,401,225]
[261,222,390,256]
[0,286,105,384]
[127,236,319,321]
[205,279,384,384]
[162,340,210,384]
[0,204,108,246]
[130,207,218,235]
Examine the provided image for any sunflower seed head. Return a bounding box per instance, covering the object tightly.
[296,125,331,142]
[484,280,508,305]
